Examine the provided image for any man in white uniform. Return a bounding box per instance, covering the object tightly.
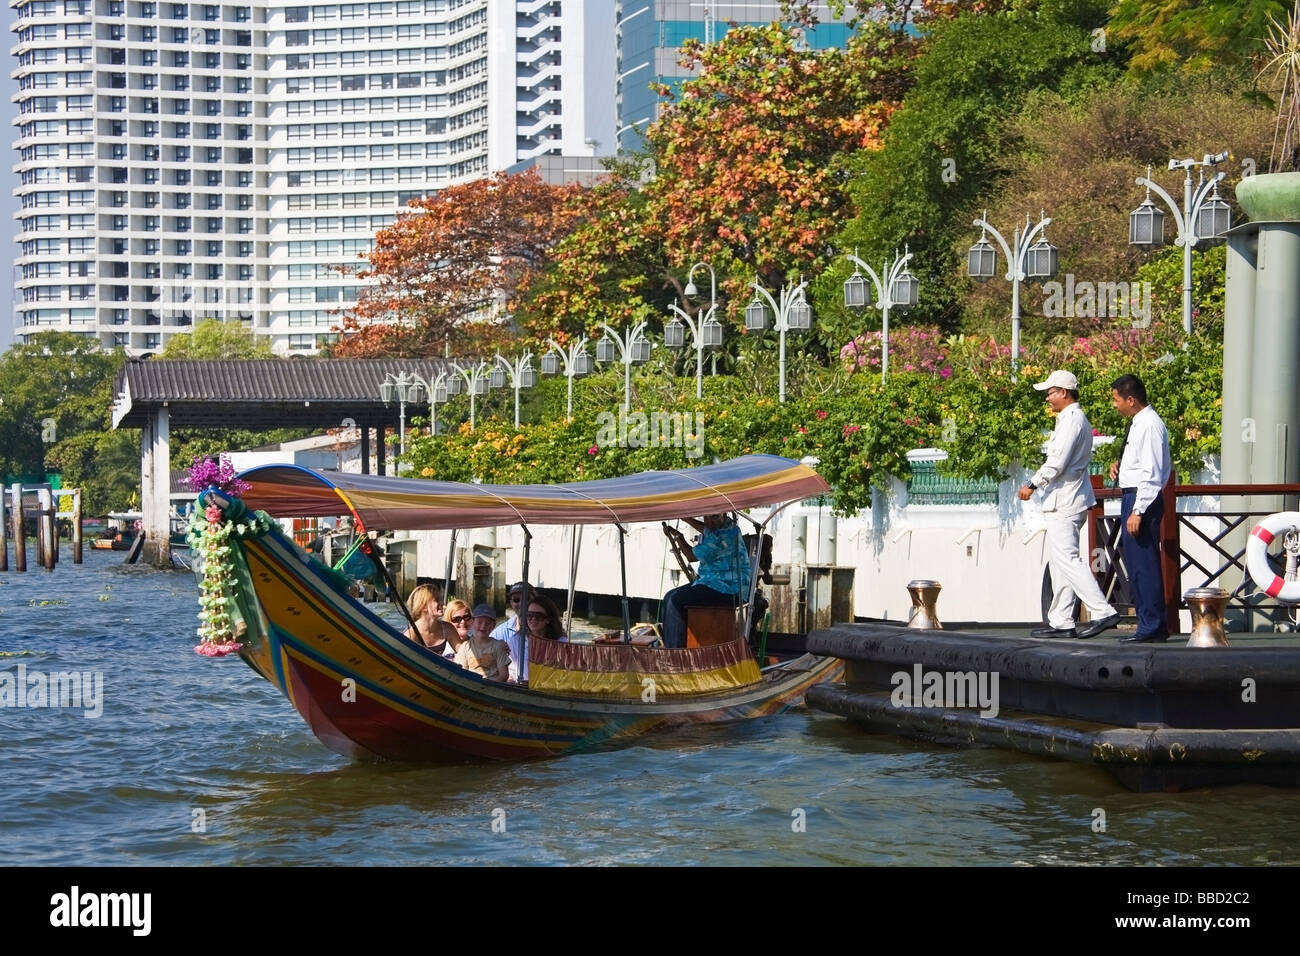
[1017,369,1120,639]
[1109,373,1172,642]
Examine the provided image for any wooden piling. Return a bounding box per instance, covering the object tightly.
[37,487,56,570]
[0,486,7,572]
[72,489,83,564]
[10,484,26,573]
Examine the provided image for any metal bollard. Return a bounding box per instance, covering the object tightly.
[906,579,943,630]
[1185,587,1230,647]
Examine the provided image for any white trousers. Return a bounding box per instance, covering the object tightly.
[1044,510,1117,628]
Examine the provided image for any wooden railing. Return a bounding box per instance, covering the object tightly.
[1087,478,1300,633]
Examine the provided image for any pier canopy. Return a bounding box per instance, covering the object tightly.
[111,358,452,430]
[237,454,831,531]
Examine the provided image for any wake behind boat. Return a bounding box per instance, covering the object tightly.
[193,454,843,761]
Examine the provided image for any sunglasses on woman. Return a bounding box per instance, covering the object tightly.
[450,614,472,624]
[526,612,547,621]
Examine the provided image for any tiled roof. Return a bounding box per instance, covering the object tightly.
[112,358,457,430]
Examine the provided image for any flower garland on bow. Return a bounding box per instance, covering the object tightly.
[184,455,252,658]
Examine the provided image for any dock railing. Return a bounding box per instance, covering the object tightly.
[1087,477,1300,633]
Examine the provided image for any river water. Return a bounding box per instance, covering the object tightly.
[1,547,1297,867]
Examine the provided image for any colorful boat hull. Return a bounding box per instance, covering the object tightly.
[232,522,842,762]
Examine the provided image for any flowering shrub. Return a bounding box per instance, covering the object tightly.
[840,325,951,377]
[402,323,1223,516]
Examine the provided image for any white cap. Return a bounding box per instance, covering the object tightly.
[1032,369,1078,392]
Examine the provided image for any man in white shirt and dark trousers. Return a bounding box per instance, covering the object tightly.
[1109,373,1173,643]
[1018,370,1121,639]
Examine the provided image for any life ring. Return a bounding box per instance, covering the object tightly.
[1245,512,1300,602]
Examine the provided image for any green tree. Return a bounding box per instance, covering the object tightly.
[817,2,1119,343]
[0,332,126,481]
[160,319,275,359]
[1108,0,1285,75]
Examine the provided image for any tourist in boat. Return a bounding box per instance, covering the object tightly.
[442,598,473,657]
[524,592,567,644]
[404,583,457,657]
[494,581,530,682]
[455,604,512,681]
[660,513,751,648]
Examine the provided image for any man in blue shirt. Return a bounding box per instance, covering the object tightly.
[660,513,751,648]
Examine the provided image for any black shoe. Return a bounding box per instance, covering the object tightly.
[1030,625,1077,639]
[1119,631,1170,644]
[1076,613,1121,639]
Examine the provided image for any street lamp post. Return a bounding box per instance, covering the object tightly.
[541,335,592,420]
[967,211,1059,379]
[744,278,811,403]
[379,371,425,466]
[449,360,492,431]
[842,247,919,383]
[666,261,724,400]
[596,321,652,413]
[494,350,537,428]
[1129,152,1232,334]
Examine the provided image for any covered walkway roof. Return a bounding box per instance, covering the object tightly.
[111,358,453,430]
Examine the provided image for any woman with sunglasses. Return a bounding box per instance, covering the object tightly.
[441,598,473,659]
[524,592,567,644]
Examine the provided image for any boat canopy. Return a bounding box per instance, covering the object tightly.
[236,454,830,532]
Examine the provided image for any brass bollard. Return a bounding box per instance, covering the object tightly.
[906,579,943,630]
[1184,587,1230,648]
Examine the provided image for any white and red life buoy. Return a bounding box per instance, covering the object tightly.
[1246,512,1300,603]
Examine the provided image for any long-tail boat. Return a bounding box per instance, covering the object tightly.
[194,454,843,761]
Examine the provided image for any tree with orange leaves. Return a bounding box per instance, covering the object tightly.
[642,13,894,295]
[331,169,584,358]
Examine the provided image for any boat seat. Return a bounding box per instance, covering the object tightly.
[686,605,744,648]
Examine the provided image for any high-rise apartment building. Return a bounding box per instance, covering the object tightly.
[10,0,613,354]
[615,1,852,154]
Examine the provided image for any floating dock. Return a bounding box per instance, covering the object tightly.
[806,623,1300,791]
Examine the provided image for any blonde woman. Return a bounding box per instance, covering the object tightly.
[442,598,473,657]
[404,584,457,658]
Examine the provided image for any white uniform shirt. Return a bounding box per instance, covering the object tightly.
[1030,401,1097,516]
[1117,404,1171,515]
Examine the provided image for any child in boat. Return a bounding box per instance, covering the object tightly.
[455,604,512,681]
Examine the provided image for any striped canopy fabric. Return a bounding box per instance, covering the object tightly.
[237,454,830,532]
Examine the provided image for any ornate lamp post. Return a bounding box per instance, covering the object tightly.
[744,278,811,403]
[1129,151,1231,334]
[541,335,592,420]
[379,371,425,463]
[967,211,1059,378]
[596,321,652,413]
[494,350,537,428]
[842,247,919,382]
[450,360,492,431]
[665,261,724,399]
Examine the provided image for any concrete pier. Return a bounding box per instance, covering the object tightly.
[806,622,1300,791]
